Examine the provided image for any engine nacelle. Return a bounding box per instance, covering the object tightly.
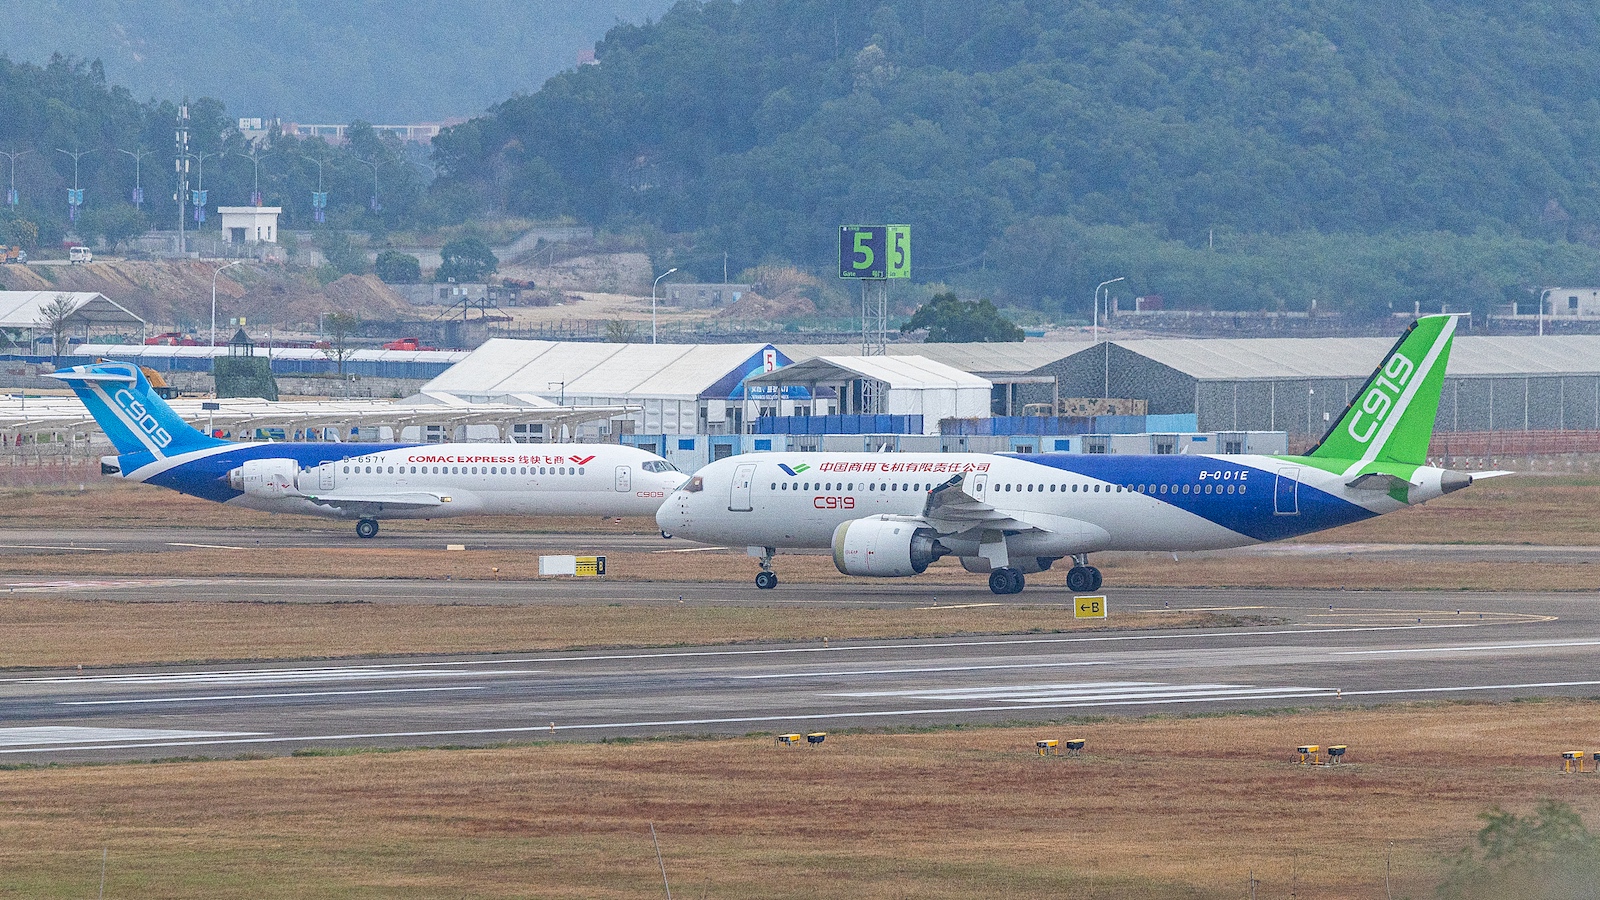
[831,517,945,577]
[228,458,304,499]
[960,556,1057,575]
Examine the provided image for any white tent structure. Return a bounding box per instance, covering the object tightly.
[0,292,146,350]
[745,355,992,435]
[423,339,802,436]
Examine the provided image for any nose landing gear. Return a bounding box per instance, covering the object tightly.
[753,546,778,589]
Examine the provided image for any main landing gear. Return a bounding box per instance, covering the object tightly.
[988,568,1026,595]
[356,518,380,539]
[754,547,779,590]
[1065,554,1102,593]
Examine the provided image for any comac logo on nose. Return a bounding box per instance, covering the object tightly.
[1346,352,1415,443]
[778,463,811,476]
[112,387,173,449]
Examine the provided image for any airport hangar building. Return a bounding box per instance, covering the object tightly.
[1019,334,1600,439]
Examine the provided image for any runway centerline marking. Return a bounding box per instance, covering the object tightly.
[6,667,540,687]
[914,602,999,610]
[166,542,248,550]
[1333,640,1600,655]
[738,661,1107,679]
[0,545,110,552]
[61,686,486,706]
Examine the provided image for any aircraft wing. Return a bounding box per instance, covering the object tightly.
[918,475,1053,537]
[299,491,450,512]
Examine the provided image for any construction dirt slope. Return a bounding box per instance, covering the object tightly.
[0,260,415,331]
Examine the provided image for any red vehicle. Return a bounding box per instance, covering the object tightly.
[382,337,437,351]
[144,332,201,346]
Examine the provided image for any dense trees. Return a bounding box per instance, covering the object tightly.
[433,0,1600,316]
[901,292,1023,342]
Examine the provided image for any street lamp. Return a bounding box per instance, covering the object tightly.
[652,267,678,345]
[211,259,245,348]
[1093,277,1125,342]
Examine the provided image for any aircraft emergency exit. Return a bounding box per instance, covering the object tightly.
[51,361,687,537]
[657,315,1505,593]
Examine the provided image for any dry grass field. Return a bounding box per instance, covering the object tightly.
[1,702,1598,899]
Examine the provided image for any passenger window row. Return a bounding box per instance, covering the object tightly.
[341,465,587,476]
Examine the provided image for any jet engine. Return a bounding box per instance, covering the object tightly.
[228,458,305,499]
[960,556,1057,575]
[831,517,946,577]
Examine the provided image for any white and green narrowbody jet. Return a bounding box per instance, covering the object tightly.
[657,315,1507,593]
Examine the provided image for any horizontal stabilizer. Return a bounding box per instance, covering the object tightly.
[1467,470,1516,479]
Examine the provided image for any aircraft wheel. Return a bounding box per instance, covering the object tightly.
[1008,570,1026,594]
[755,571,778,590]
[1066,566,1094,593]
[1087,567,1103,592]
[356,518,379,539]
[989,568,1023,595]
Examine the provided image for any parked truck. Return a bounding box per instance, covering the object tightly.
[0,246,25,264]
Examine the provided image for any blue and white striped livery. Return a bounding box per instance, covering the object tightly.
[50,361,687,538]
[657,316,1507,593]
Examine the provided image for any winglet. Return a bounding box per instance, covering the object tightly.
[48,361,228,458]
[1307,315,1458,469]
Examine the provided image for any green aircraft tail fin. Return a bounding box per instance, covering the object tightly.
[1307,315,1459,468]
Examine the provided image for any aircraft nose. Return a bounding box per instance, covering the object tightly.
[654,495,678,532]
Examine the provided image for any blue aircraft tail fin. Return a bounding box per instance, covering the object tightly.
[48,361,228,458]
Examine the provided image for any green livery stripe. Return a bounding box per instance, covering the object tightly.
[1306,315,1457,469]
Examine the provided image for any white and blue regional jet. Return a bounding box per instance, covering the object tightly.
[51,361,687,537]
[657,315,1504,593]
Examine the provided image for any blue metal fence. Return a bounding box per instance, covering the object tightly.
[754,414,924,435]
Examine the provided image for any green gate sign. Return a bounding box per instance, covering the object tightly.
[839,225,910,279]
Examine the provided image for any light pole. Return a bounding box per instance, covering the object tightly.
[211,259,245,347]
[1,149,32,208]
[236,147,272,205]
[651,267,678,345]
[116,148,153,207]
[354,157,381,212]
[1093,276,1124,342]
[56,147,94,223]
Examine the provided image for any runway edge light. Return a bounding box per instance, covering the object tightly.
[1065,739,1086,757]
[776,733,802,747]
[1036,739,1060,757]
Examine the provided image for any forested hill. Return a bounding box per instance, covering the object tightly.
[433,0,1600,317]
[0,0,673,122]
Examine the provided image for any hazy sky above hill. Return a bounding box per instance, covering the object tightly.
[0,0,676,122]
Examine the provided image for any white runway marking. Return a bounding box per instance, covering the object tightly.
[0,727,261,747]
[1334,640,1600,655]
[166,542,248,550]
[738,661,1106,679]
[652,546,729,553]
[8,665,539,687]
[61,686,486,706]
[914,602,999,610]
[831,681,1322,704]
[0,545,109,552]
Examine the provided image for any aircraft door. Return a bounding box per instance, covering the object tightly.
[319,463,334,490]
[729,463,757,512]
[970,473,987,499]
[1274,467,1300,515]
[615,465,632,493]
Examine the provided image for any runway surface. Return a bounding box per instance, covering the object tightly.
[0,571,1596,762]
[1,526,1597,564]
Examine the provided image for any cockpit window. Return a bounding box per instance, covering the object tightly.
[642,460,679,473]
[685,475,704,493]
